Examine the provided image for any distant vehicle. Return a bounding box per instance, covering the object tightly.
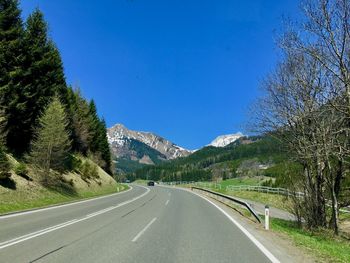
[147,181,155,186]
[125,179,130,183]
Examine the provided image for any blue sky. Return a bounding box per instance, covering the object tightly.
[20,0,300,150]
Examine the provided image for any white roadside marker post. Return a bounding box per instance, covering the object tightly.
[265,205,270,230]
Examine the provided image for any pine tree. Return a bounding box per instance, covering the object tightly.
[28,97,71,181]
[15,9,67,154]
[0,106,9,179]
[0,0,26,155]
[0,106,6,144]
[66,87,92,155]
[87,100,112,174]
[0,145,10,179]
[88,100,100,152]
[96,118,112,174]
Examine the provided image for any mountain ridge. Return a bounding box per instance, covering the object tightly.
[107,123,192,159]
[107,123,246,174]
[208,132,244,147]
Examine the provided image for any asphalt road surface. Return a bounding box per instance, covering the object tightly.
[0,185,278,263]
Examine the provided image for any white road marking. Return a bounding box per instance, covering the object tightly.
[161,186,280,263]
[189,190,280,263]
[132,217,157,242]
[0,219,78,249]
[165,200,170,206]
[0,186,150,250]
[0,186,133,220]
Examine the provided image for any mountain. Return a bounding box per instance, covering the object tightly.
[131,136,289,184]
[208,133,244,147]
[107,124,192,173]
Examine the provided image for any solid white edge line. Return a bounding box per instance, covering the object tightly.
[0,219,78,247]
[190,190,280,263]
[163,186,280,263]
[131,217,157,242]
[0,186,150,250]
[0,185,133,220]
[0,219,79,250]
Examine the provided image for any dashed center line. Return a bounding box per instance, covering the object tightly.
[165,200,170,206]
[132,217,157,242]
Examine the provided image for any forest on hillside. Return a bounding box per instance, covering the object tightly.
[0,0,112,185]
[130,136,287,182]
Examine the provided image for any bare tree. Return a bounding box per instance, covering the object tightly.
[253,0,350,234]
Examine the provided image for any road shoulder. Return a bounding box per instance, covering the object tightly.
[198,191,316,263]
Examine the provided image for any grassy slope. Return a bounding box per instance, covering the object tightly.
[272,218,350,263]
[0,156,128,214]
[200,178,291,211]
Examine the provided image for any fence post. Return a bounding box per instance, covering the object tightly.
[265,205,270,230]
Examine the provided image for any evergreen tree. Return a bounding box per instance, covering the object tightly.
[0,106,9,179]
[66,87,92,155]
[0,0,26,154]
[0,106,6,144]
[96,118,112,174]
[88,100,112,174]
[16,9,67,154]
[88,100,100,152]
[28,97,71,181]
[0,145,10,179]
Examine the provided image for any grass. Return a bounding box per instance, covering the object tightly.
[197,178,291,211]
[223,190,291,211]
[217,177,271,187]
[271,218,350,263]
[191,178,350,262]
[199,177,271,189]
[0,183,128,215]
[133,179,149,185]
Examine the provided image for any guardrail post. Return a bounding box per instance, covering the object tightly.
[265,205,270,230]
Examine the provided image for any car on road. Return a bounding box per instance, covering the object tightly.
[147,181,155,186]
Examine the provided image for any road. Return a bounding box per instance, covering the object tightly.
[0,185,278,263]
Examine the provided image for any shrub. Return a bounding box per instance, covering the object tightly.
[15,162,31,180]
[69,155,83,173]
[0,148,11,179]
[80,160,99,180]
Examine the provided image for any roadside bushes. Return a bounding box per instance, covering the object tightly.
[80,161,99,180]
[71,156,99,180]
[14,162,31,181]
[0,148,11,179]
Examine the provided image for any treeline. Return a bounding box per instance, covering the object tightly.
[0,1,112,178]
[254,0,350,234]
[131,136,284,182]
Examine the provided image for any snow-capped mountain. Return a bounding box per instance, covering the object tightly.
[208,132,244,147]
[107,124,191,160]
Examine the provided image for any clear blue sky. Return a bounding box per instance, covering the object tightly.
[20,0,300,150]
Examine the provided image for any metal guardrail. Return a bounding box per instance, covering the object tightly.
[191,186,262,223]
[161,181,222,190]
[225,185,304,198]
[160,181,350,214]
[225,185,350,213]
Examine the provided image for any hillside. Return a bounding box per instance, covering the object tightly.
[130,136,289,183]
[114,138,167,174]
[0,155,125,214]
